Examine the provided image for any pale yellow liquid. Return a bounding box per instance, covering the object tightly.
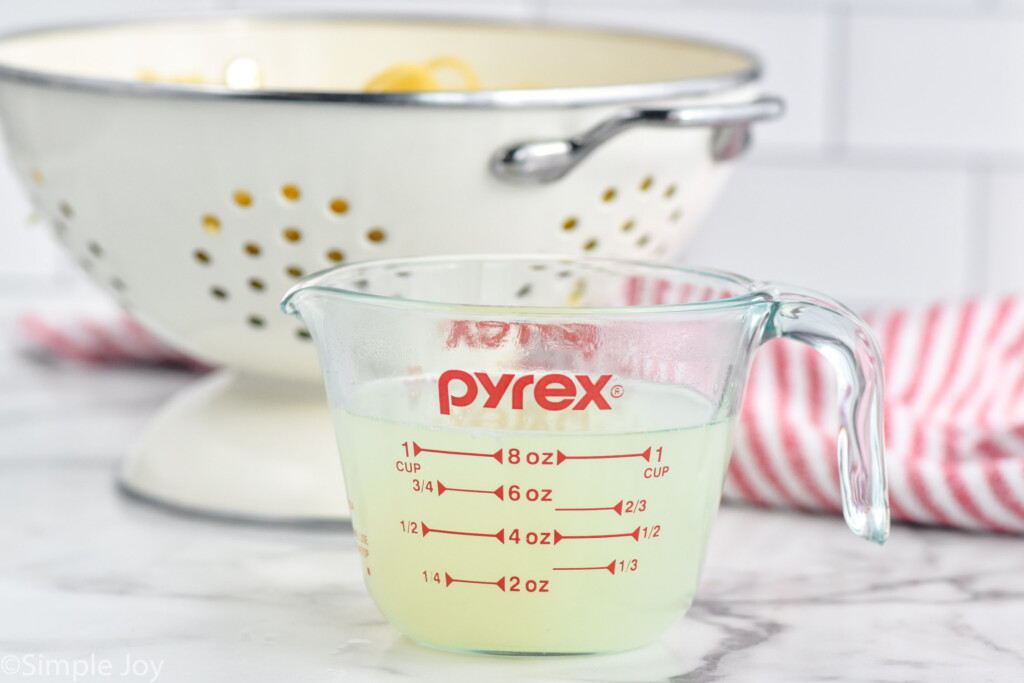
[334,378,735,654]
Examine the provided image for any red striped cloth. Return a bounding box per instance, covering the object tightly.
[729,296,1024,534]
[16,296,1024,533]
[18,312,206,370]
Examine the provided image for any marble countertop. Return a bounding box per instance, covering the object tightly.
[2,312,1024,682]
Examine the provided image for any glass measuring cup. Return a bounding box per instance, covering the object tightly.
[281,255,888,655]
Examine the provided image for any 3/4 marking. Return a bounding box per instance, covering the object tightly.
[437,481,504,499]
[507,485,552,502]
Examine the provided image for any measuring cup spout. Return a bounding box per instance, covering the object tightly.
[752,283,890,544]
[280,285,309,318]
[281,279,334,328]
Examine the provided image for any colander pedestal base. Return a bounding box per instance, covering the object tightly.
[118,370,349,522]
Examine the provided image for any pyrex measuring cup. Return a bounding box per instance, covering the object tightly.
[281,255,888,655]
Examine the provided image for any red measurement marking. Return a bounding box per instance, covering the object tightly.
[421,522,505,543]
[413,442,503,462]
[555,500,623,515]
[553,527,640,544]
[552,560,616,575]
[437,482,505,500]
[556,447,651,464]
[444,572,507,591]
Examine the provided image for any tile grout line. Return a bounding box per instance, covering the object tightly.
[532,0,550,22]
[822,1,851,159]
[964,162,992,296]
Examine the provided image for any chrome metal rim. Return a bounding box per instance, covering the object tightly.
[0,12,762,108]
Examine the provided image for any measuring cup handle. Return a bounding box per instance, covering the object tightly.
[755,284,890,544]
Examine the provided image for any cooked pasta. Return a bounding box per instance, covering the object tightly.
[137,54,491,92]
[363,56,482,92]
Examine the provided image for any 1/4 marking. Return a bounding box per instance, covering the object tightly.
[508,577,549,593]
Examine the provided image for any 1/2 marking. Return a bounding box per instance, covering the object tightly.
[421,523,505,543]
[507,529,552,545]
[553,527,641,543]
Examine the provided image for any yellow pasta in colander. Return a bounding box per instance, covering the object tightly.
[137,55,490,92]
[362,56,482,92]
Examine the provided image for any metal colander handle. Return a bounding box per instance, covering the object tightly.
[489,96,784,184]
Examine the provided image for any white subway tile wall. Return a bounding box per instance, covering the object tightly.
[848,14,1024,155]
[988,171,1024,294]
[682,159,973,307]
[0,0,1020,306]
[542,3,834,149]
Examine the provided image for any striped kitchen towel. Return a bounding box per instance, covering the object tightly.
[729,296,1024,534]
[18,310,206,370]
[16,296,1024,533]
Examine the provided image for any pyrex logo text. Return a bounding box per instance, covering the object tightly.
[438,371,614,415]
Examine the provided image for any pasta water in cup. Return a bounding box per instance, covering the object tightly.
[282,255,889,655]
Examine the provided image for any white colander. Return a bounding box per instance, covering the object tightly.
[0,15,781,521]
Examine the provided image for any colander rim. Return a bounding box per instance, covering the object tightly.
[0,11,762,109]
[280,254,769,318]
